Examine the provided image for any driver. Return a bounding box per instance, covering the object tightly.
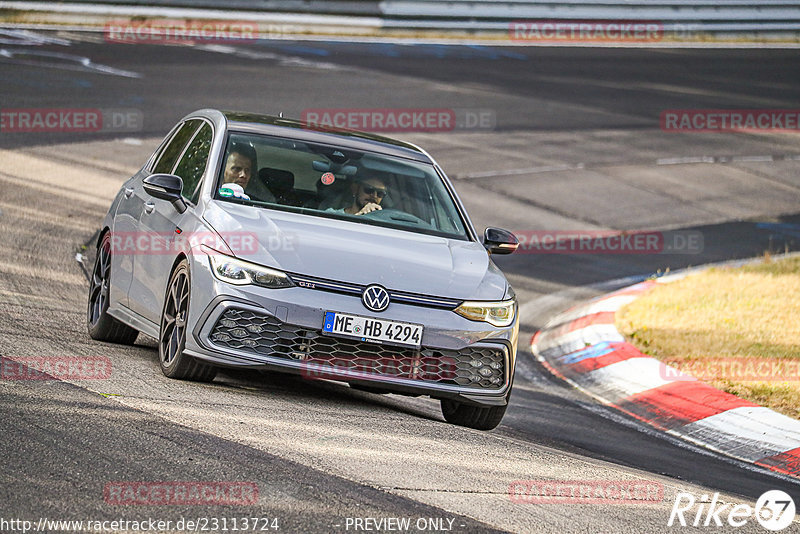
[331,176,388,216]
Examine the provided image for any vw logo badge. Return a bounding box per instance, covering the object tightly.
[362,285,390,312]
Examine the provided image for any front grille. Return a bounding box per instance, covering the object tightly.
[209,307,505,389]
[289,274,462,309]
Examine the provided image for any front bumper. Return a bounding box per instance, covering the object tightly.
[184,255,518,407]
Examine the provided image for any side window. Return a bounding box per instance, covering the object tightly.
[147,123,179,169]
[152,120,201,174]
[173,123,213,202]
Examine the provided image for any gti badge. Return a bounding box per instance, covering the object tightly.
[362,285,390,312]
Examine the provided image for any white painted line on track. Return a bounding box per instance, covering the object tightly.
[0,28,70,45]
[679,407,800,462]
[581,358,676,399]
[196,43,347,71]
[0,48,140,77]
[731,155,776,162]
[656,156,716,165]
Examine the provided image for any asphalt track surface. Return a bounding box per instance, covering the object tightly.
[1,30,800,533]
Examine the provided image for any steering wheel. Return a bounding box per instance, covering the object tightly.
[362,208,428,226]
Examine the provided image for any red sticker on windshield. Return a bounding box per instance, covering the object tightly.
[320,172,335,185]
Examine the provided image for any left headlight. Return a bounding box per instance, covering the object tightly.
[206,248,294,289]
[454,299,516,327]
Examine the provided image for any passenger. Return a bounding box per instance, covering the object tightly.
[222,142,257,189]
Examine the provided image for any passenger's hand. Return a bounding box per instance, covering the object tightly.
[356,203,382,215]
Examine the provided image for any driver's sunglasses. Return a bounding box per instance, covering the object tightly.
[361,185,388,198]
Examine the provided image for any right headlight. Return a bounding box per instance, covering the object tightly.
[205,248,294,289]
[454,299,516,327]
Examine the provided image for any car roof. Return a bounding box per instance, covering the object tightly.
[219,110,433,164]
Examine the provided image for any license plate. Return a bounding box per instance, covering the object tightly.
[322,311,423,348]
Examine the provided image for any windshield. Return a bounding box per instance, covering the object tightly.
[214,132,470,240]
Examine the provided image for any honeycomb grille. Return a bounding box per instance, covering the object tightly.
[209,307,505,389]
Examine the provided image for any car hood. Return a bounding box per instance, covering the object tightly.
[203,201,508,300]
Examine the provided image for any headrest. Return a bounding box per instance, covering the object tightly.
[258,167,294,193]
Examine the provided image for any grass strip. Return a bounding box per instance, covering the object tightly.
[617,255,800,419]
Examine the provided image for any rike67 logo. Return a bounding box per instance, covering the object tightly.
[669,490,796,531]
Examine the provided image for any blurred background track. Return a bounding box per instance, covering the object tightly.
[4,0,800,41]
[1,28,799,532]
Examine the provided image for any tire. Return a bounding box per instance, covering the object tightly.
[87,232,139,344]
[440,399,508,431]
[158,259,217,382]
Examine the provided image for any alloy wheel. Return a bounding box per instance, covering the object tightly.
[160,268,189,366]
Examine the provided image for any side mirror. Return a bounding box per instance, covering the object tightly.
[143,174,187,214]
[484,227,519,255]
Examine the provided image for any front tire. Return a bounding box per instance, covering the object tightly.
[441,399,508,431]
[159,260,217,382]
[87,232,139,344]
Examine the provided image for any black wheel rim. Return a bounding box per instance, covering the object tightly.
[161,269,188,366]
[88,238,111,326]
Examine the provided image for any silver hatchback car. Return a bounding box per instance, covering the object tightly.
[88,109,519,430]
